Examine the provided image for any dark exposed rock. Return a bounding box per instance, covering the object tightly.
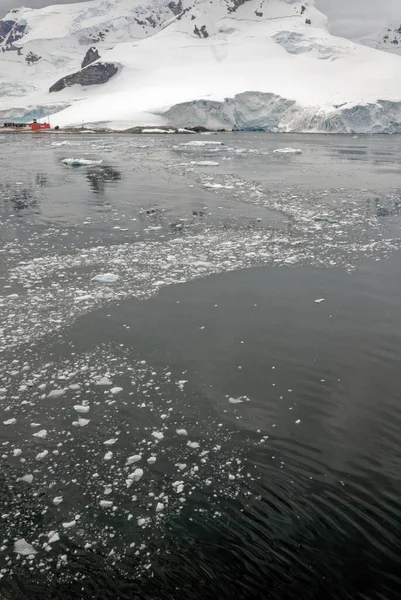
[49,62,118,93]
[25,51,41,65]
[227,0,251,13]
[194,24,209,38]
[0,20,15,44]
[168,0,183,16]
[81,46,100,69]
[7,23,26,45]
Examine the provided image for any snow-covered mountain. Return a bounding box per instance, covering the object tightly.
[2,0,401,133]
[357,24,401,56]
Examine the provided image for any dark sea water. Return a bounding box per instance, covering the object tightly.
[1,132,401,599]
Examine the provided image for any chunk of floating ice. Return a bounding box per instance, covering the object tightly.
[128,468,143,482]
[104,451,113,460]
[18,474,33,484]
[74,405,89,413]
[48,532,60,544]
[14,539,37,556]
[110,387,123,395]
[126,455,141,465]
[48,389,65,398]
[74,418,90,427]
[147,456,156,464]
[228,397,243,404]
[176,429,188,436]
[152,431,164,440]
[104,438,118,446]
[181,141,223,147]
[61,158,103,167]
[99,500,113,508]
[13,449,22,457]
[314,298,325,304]
[53,496,63,505]
[273,148,302,154]
[175,463,187,471]
[95,377,112,386]
[33,429,47,439]
[187,441,200,449]
[36,450,49,460]
[62,520,76,529]
[91,273,119,284]
[3,418,16,425]
[190,161,219,166]
[137,517,148,527]
[156,502,164,513]
[295,419,301,424]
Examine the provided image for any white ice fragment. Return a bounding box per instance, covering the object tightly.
[18,474,33,484]
[156,502,164,513]
[314,298,325,304]
[104,438,118,446]
[95,377,112,386]
[147,456,156,464]
[99,500,113,508]
[13,449,22,457]
[137,517,147,526]
[128,468,144,482]
[62,520,76,529]
[91,273,119,284]
[36,450,49,460]
[187,441,200,449]
[190,161,219,166]
[73,405,89,413]
[273,148,302,154]
[14,539,37,556]
[295,419,301,424]
[48,389,65,398]
[152,431,164,440]
[104,451,113,460]
[175,463,187,471]
[53,496,63,505]
[110,387,123,395]
[69,383,80,390]
[126,455,141,465]
[176,429,188,436]
[33,429,47,439]
[75,418,90,427]
[3,418,16,425]
[62,158,102,166]
[228,397,243,404]
[48,532,60,544]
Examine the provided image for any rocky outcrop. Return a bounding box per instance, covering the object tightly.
[81,46,100,69]
[49,62,118,93]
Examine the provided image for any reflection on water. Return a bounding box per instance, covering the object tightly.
[86,165,122,194]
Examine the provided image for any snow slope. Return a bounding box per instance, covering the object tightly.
[2,0,401,132]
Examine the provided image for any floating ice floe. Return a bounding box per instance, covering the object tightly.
[126,455,141,465]
[181,141,223,147]
[14,539,37,556]
[61,158,103,167]
[110,386,123,395]
[187,441,200,449]
[73,418,90,427]
[99,500,113,508]
[152,431,164,440]
[104,438,118,446]
[91,273,119,284]
[128,468,144,482]
[73,404,90,413]
[95,377,113,386]
[35,450,49,460]
[190,161,219,166]
[314,298,325,304]
[176,428,188,436]
[273,148,302,154]
[228,397,244,404]
[33,429,47,438]
[53,496,63,505]
[48,389,65,398]
[18,474,33,484]
[3,418,16,425]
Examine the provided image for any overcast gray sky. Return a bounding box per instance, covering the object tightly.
[1,0,400,38]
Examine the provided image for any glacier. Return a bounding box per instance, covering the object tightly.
[1,0,401,133]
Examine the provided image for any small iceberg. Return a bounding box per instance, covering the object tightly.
[91,273,119,284]
[273,148,302,154]
[61,158,103,167]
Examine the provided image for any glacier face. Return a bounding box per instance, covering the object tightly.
[1,0,401,133]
